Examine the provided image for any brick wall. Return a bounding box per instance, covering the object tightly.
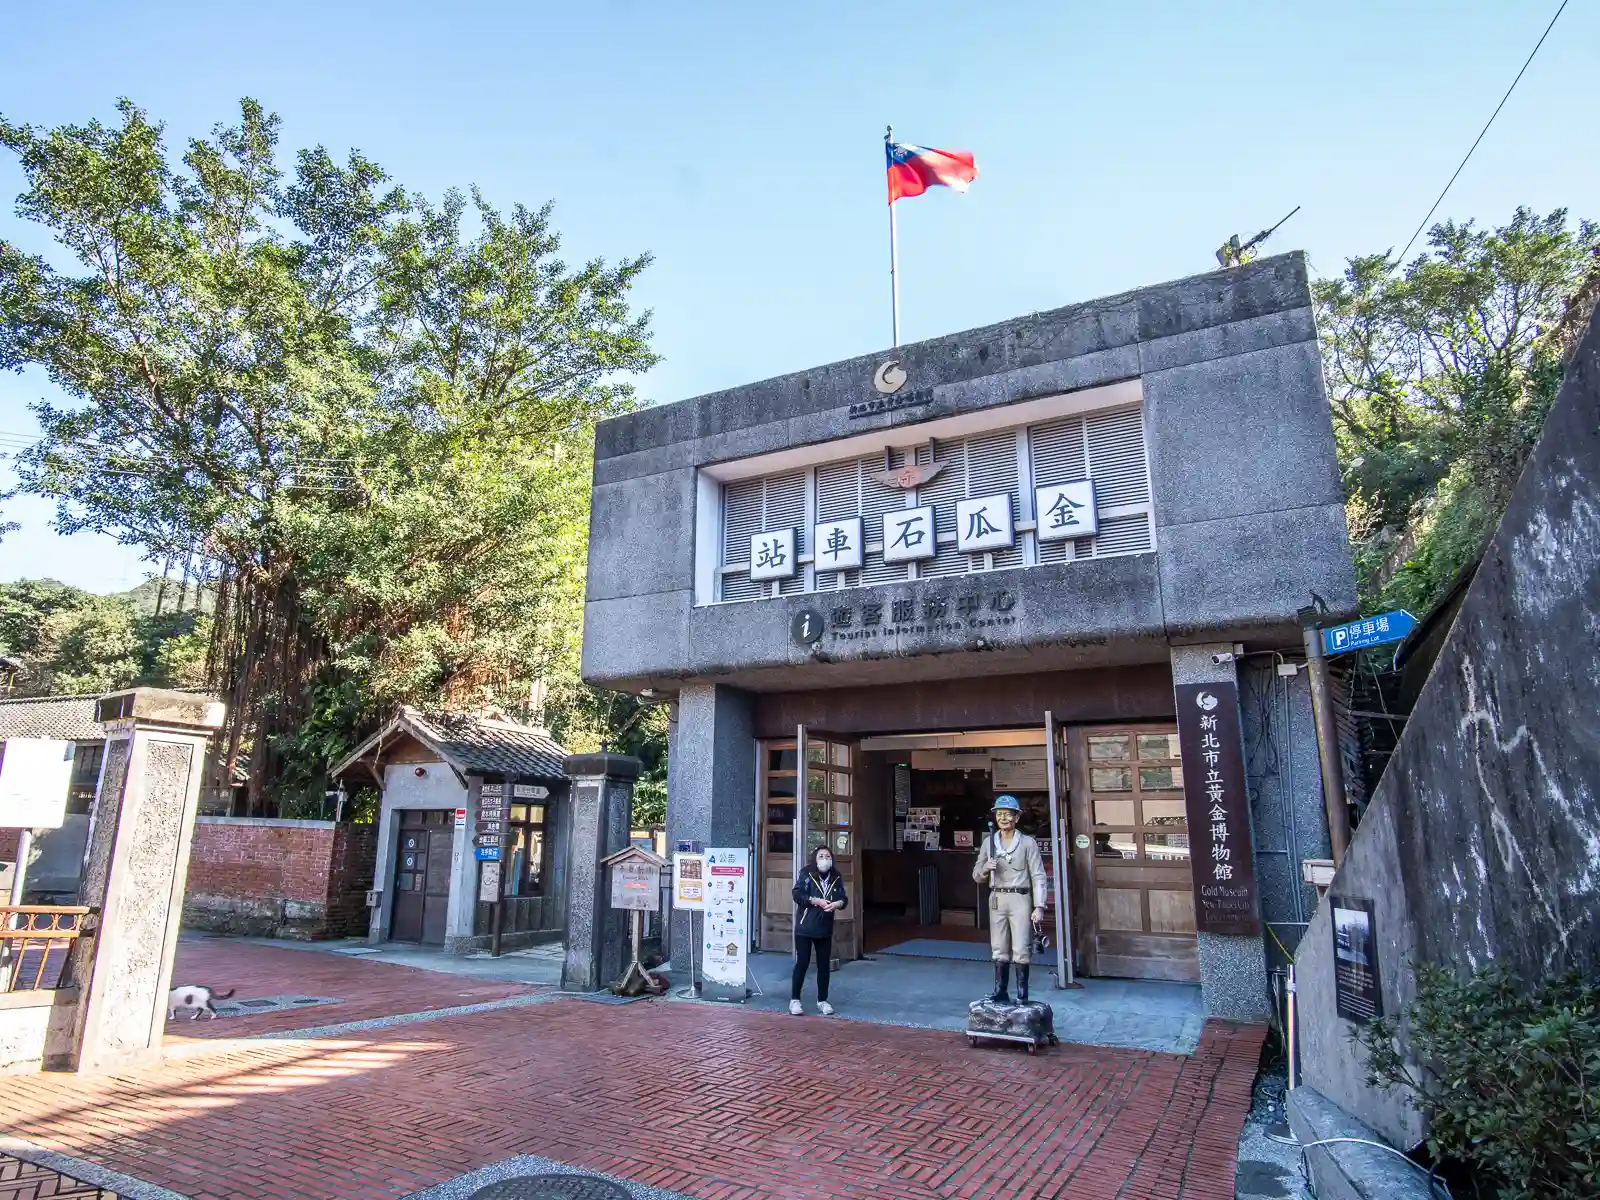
[0,828,18,862]
[183,818,378,940]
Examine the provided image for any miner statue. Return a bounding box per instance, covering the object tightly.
[966,794,1058,1053]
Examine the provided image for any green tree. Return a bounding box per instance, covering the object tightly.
[1316,207,1598,614]
[0,99,658,810]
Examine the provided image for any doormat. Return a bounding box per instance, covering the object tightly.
[402,1154,688,1199]
[877,939,992,962]
[566,992,649,1005]
[211,995,341,1018]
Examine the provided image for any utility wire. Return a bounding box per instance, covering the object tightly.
[1396,0,1571,264]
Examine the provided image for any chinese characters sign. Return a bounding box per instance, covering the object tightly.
[1321,610,1417,656]
[749,529,797,581]
[1174,682,1259,935]
[474,779,509,865]
[882,506,936,563]
[955,494,1015,552]
[1034,480,1098,541]
[814,517,864,571]
[792,588,1019,648]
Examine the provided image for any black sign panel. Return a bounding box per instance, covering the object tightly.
[1332,895,1383,1023]
[1175,681,1260,935]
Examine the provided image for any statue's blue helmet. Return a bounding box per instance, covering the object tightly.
[992,794,1022,813]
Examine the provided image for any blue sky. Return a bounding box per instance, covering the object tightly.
[1,0,1595,592]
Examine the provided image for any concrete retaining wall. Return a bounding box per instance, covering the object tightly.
[1295,304,1600,1146]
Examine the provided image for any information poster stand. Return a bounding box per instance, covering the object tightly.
[701,847,750,1002]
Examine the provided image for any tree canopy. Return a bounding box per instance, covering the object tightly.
[0,98,658,810]
[1315,207,1598,615]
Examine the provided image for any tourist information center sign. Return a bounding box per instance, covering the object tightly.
[701,848,749,988]
[1174,681,1260,935]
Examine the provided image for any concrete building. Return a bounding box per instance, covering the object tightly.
[580,254,1355,1018]
[334,707,572,953]
[0,696,107,901]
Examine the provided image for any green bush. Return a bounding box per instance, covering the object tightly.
[1356,963,1600,1198]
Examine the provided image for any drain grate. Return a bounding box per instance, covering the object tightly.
[210,994,340,1017]
[467,1176,632,1200]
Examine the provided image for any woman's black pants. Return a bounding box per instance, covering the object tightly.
[791,934,831,1002]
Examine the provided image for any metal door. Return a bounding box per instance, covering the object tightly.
[1069,725,1198,981]
[391,812,453,945]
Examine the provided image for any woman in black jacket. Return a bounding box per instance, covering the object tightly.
[790,845,847,1015]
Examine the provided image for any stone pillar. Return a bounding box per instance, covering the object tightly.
[666,684,756,1001]
[1170,646,1271,1021]
[65,688,225,1073]
[561,752,641,991]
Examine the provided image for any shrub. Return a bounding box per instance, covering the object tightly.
[1356,963,1600,1198]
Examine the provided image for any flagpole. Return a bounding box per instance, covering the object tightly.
[886,124,900,348]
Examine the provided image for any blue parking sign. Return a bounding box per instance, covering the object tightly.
[1322,610,1417,656]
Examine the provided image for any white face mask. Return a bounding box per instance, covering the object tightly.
[816,857,834,873]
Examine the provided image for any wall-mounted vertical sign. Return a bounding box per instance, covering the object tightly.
[1174,681,1260,935]
[701,847,749,988]
[1332,895,1383,1023]
[473,779,509,864]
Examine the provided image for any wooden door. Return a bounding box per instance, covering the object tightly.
[1069,726,1198,982]
[391,811,453,945]
[756,732,858,961]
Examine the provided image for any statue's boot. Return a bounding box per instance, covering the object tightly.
[1016,963,1031,1003]
[988,961,1013,1004]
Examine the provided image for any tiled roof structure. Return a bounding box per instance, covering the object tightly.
[333,706,570,782]
[0,695,104,741]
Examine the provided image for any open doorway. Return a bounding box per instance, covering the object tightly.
[750,727,1064,964]
[857,729,1058,961]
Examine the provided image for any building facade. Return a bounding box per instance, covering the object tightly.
[333,708,572,954]
[581,254,1355,1017]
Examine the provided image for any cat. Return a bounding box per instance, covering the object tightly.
[166,984,235,1020]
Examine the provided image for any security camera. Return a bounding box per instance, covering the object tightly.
[1211,651,1236,665]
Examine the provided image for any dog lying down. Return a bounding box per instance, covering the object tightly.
[167,985,236,1020]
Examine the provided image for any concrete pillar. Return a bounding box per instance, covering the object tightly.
[64,688,225,1073]
[1170,645,1271,1021]
[665,684,755,999]
[561,752,640,991]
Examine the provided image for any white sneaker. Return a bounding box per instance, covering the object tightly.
[789,1000,804,1015]
[818,1001,835,1016]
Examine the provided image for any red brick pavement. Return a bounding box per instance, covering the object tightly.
[163,940,538,1040]
[2,993,1264,1200]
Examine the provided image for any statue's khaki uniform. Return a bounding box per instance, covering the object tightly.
[972,831,1047,964]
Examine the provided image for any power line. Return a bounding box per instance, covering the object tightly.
[1396,0,1571,265]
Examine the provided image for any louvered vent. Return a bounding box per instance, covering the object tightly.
[860,449,911,587]
[915,441,967,578]
[967,430,1022,571]
[1031,404,1152,564]
[815,459,861,591]
[712,400,1153,603]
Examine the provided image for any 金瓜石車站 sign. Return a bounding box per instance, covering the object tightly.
[1174,682,1260,936]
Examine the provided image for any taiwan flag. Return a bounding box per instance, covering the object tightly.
[886,141,979,204]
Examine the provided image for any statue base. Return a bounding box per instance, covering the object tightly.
[965,998,1058,1054]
